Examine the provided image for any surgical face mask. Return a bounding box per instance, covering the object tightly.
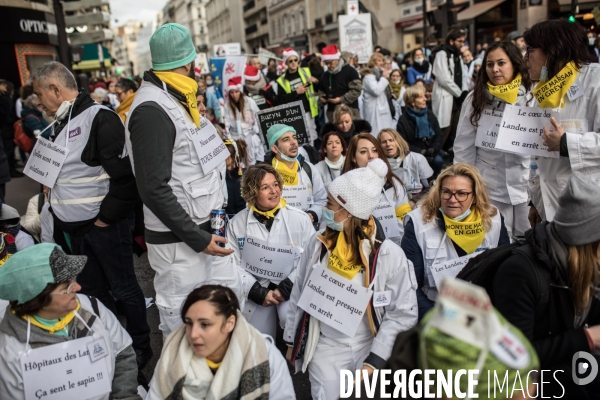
[322,207,348,231]
[439,205,472,221]
[206,78,213,86]
[539,59,549,82]
[415,57,425,64]
[276,146,297,162]
[590,37,596,46]
[55,100,74,120]
[392,79,401,84]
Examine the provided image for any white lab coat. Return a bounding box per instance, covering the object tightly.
[284,224,418,374]
[224,96,265,165]
[226,205,315,337]
[362,74,395,133]
[0,295,132,400]
[454,90,531,206]
[432,49,468,128]
[390,152,434,194]
[314,158,345,190]
[379,178,411,245]
[292,159,328,224]
[529,63,600,221]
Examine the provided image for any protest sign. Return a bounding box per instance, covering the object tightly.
[258,48,278,66]
[209,56,247,100]
[194,53,210,75]
[339,14,373,64]
[190,118,229,173]
[430,252,481,289]
[475,107,503,149]
[282,185,309,210]
[297,264,373,338]
[213,43,241,56]
[23,137,70,188]
[495,105,560,158]
[372,202,400,239]
[241,237,298,283]
[256,101,309,145]
[21,337,110,400]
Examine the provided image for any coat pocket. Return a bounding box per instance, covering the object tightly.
[181,171,221,219]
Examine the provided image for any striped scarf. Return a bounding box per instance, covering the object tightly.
[154,310,270,400]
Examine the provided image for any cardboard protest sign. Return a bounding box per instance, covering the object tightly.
[430,252,481,289]
[241,237,297,283]
[297,264,373,338]
[23,137,70,188]
[475,107,503,149]
[189,118,229,173]
[495,105,560,158]
[256,101,309,145]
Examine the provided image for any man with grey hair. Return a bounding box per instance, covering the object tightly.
[32,61,152,371]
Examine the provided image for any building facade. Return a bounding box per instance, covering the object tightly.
[243,0,270,53]
[267,0,309,54]
[206,0,246,53]
[111,20,145,77]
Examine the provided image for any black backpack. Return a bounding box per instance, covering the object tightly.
[456,241,551,312]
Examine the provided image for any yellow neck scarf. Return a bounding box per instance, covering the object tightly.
[206,358,221,370]
[487,73,522,104]
[115,92,135,123]
[329,231,363,280]
[153,71,200,127]
[395,203,412,223]
[442,207,485,254]
[251,198,287,219]
[22,301,81,335]
[272,158,299,186]
[533,62,578,109]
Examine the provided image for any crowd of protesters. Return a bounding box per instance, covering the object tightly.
[0,17,600,400]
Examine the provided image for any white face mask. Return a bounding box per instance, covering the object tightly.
[590,37,596,46]
[55,100,74,120]
[415,57,425,64]
[392,79,401,84]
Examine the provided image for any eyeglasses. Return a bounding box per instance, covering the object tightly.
[50,281,77,296]
[525,46,535,56]
[440,189,472,202]
[287,59,299,64]
[115,90,124,98]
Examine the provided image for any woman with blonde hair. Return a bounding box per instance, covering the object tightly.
[396,85,444,177]
[401,163,509,318]
[377,128,433,200]
[343,133,411,244]
[360,53,395,133]
[320,104,371,143]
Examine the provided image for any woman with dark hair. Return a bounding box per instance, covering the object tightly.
[343,133,411,243]
[319,103,371,144]
[315,131,347,189]
[454,41,533,239]
[223,138,249,217]
[148,284,294,399]
[0,244,141,400]
[406,48,432,85]
[523,20,600,225]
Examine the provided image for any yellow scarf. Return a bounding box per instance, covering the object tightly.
[390,81,404,100]
[395,203,412,223]
[487,73,522,104]
[115,92,135,122]
[251,198,287,219]
[442,208,485,254]
[272,158,299,186]
[206,358,221,370]
[329,231,363,280]
[153,71,200,127]
[22,301,81,335]
[533,62,578,109]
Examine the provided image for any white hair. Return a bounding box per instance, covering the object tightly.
[32,61,78,91]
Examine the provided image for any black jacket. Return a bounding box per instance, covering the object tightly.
[396,109,444,155]
[493,223,600,399]
[50,91,139,236]
[0,91,14,141]
[274,70,311,112]
[320,119,371,144]
[318,63,361,111]
[225,170,245,217]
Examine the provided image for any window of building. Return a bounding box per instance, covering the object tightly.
[326,0,332,15]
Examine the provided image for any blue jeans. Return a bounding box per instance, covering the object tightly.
[72,218,150,351]
[431,154,444,177]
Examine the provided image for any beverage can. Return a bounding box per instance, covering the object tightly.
[210,209,228,247]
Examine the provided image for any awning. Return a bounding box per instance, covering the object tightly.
[396,17,423,29]
[557,0,600,11]
[404,20,425,32]
[72,43,112,71]
[456,0,505,22]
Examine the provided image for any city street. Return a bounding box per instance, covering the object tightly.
[5,169,312,397]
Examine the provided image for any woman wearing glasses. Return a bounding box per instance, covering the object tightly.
[401,163,509,318]
[454,41,533,239]
[0,244,141,400]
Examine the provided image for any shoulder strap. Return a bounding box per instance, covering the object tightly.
[37,193,45,214]
[319,242,328,263]
[88,295,101,316]
[300,159,314,186]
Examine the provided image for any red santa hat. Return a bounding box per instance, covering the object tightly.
[227,76,243,92]
[282,47,300,64]
[244,65,261,81]
[321,44,341,61]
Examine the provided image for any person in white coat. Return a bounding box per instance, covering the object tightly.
[361,53,395,133]
[147,285,295,400]
[343,133,411,244]
[226,164,315,338]
[431,29,469,149]
[224,76,265,165]
[401,163,510,319]
[315,131,347,190]
[454,41,533,238]
[523,20,600,225]
[0,244,141,400]
[284,159,418,400]
[265,124,327,227]
[378,128,433,203]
